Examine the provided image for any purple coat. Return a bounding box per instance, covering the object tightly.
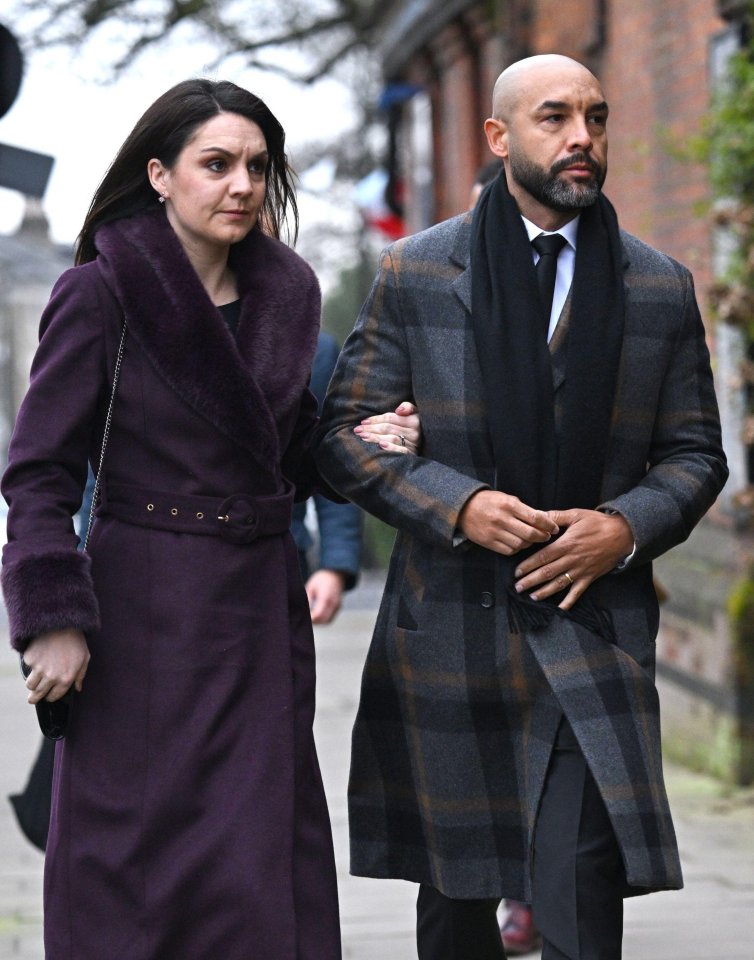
[1,208,341,959]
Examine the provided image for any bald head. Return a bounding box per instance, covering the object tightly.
[492,55,599,121]
[483,53,608,229]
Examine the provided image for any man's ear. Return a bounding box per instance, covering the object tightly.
[483,118,508,160]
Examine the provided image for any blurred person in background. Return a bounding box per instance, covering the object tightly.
[470,160,503,209]
[292,331,363,624]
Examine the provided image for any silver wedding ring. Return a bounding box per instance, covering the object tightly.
[400,435,406,447]
[563,572,574,585]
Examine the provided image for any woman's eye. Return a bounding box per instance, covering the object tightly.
[208,159,226,172]
[249,160,267,176]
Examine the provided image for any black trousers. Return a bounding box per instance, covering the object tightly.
[416,722,625,960]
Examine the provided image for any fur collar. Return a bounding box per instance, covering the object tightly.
[94,207,321,470]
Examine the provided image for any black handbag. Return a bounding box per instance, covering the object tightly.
[20,321,127,741]
[20,658,75,741]
[8,736,56,850]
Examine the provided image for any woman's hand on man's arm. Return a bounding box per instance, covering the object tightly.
[353,401,421,454]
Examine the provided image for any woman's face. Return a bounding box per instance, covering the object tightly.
[148,112,268,257]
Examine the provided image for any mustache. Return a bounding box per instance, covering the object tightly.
[551,153,602,176]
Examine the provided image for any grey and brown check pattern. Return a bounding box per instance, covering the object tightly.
[316,211,727,901]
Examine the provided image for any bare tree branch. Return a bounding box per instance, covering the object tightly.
[9,0,378,81]
[298,36,366,85]
[231,13,356,53]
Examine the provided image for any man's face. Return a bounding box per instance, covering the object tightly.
[508,137,606,212]
[485,63,609,226]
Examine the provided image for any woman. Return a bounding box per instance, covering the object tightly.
[1,79,418,959]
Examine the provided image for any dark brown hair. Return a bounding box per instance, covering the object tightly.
[75,78,298,264]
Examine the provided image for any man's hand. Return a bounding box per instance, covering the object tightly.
[457,490,560,556]
[514,509,634,609]
[306,569,347,625]
[22,628,90,704]
[353,401,421,454]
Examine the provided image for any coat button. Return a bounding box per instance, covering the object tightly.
[480,591,494,608]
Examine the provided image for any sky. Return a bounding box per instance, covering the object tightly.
[0,25,359,250]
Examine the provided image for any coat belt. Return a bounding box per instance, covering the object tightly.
[99,481,295,544]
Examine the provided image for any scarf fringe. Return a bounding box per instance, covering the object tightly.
[506,586,617,645]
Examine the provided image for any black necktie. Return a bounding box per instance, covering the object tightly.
[532,233,567,333]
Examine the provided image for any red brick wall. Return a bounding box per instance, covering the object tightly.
[528,0,605,59]
[599,0,727,304]
[400,11,508,223]
[433,24,484,220]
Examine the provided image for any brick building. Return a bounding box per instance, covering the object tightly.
[369,0,754,783]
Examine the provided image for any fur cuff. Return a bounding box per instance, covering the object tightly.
[1,550,101,652]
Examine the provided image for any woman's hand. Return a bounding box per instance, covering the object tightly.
[22,629,90,704]
[353,401,421,454]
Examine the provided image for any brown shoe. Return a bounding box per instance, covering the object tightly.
[500,901,542,956]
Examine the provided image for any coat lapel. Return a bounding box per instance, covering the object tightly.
[94,209,320,469]
[451,214,517,489]
[450,214,473,314]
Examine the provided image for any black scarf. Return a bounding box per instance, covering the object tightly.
[470,171,625,638]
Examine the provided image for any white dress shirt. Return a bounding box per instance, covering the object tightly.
[522,215,580,342]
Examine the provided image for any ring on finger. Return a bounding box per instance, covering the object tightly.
[563,571,574,585]
[399,434,406,447]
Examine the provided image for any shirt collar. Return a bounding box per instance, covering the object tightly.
[521,213,580,251]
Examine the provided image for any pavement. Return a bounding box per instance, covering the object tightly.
[1,575,753,959]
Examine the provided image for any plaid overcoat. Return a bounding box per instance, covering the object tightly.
[315,211,727,902]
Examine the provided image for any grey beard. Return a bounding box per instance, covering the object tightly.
[509,153,605,212]
[541,176,601,209]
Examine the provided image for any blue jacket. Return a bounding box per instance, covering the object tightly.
[291,331,362,587]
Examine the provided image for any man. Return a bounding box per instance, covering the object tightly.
[316,54,727,960]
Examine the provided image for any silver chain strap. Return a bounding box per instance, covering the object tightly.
[83,322,128,551]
